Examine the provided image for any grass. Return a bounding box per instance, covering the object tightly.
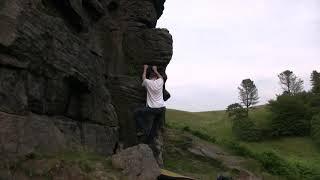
[166,107,320,179]
[164,146,223,179]
[1,150,122,179]
[244,138,320,170]
[166,109,234,141]
[163,128,231,179]
[163,128,284,180]
[25,150,115,171]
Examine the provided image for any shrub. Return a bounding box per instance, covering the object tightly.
[182,126,190,132]
[308,95,320,117]
[221,140,320,179]
[226,103,261,141]
[269,95,310,137]
[226,103,247,119]
[292,161,319,179]
[232,118,261,142]
[311,114,320,146]
[256,151,295,176]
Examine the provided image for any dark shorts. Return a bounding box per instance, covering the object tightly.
[134,106,166,143]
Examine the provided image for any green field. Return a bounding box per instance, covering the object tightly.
[165,107,320,179]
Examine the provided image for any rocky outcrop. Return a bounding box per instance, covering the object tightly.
[187,135,262,180]
[112,144,160,180]
[0,0,172,162]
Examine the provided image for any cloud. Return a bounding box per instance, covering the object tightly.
[158,0,320,111]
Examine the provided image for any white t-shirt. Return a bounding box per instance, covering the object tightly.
[142,78,165,108]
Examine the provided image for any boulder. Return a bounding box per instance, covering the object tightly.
[112,144,160,180]
[0,112,119,159]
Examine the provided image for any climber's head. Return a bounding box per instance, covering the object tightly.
[147,67,157,80]
[149,71,157,80]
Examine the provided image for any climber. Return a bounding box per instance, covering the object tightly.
[134,65,166,143]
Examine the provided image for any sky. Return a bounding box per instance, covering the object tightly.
[156,0,320,112]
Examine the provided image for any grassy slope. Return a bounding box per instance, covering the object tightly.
[163,128,284,180]
[165,107,320,177]
[163,128,225,179]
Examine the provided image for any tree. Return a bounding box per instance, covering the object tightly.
[311,70,320,93]
[311,114,320,147]
[238,79,259,112]
[278,70,304,95]
[226,103,261,141]
[268,95,309,136]
[226,103,247,119]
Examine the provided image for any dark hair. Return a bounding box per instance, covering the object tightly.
[146,67,157,79]
[150,72,157,78]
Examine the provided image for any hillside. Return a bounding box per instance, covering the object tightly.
[164,107,320,179]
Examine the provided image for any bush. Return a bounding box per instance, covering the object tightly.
[232,118,262,142]
[269,95,310,137]
[308,95,320,117]
[182,126,190,132]
[226,103,261,141]
[256,151,295,177]
[311,114,320,146]
[224,140,320,179]
[226,103,247,119]
[292,161,320,180]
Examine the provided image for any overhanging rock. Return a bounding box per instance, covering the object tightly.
[0,0,172,162]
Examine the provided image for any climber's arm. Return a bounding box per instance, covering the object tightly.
[152,66,163,79]
[142,64,148,81]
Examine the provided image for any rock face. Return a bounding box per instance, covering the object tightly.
[112,144,160,180]
[0,0,172,161]
[0,158,124,180]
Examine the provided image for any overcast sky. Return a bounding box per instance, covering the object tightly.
[157,0,320,112]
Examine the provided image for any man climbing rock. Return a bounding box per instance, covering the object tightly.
[134,65,166,144]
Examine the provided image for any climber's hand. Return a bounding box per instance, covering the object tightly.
[152,66,157,72]
[142,65,148,81]
[144,65,148,70]
[152,66,163,79]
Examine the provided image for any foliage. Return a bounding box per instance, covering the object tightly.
[232,118,262,142]
[292,161,320,180]
[226,103,247,119]
[311,70,320,94]
[227,103,261,141]
[308,94,320,116]
[225,141,291,176]
[256,151,295,177]
[225,140,320,179]
[311,114,320,146]
[268,95,310,137]
[167,108,320,179]
[238,79,259,111]
[278,70,304,95]
[288,92,320,118]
